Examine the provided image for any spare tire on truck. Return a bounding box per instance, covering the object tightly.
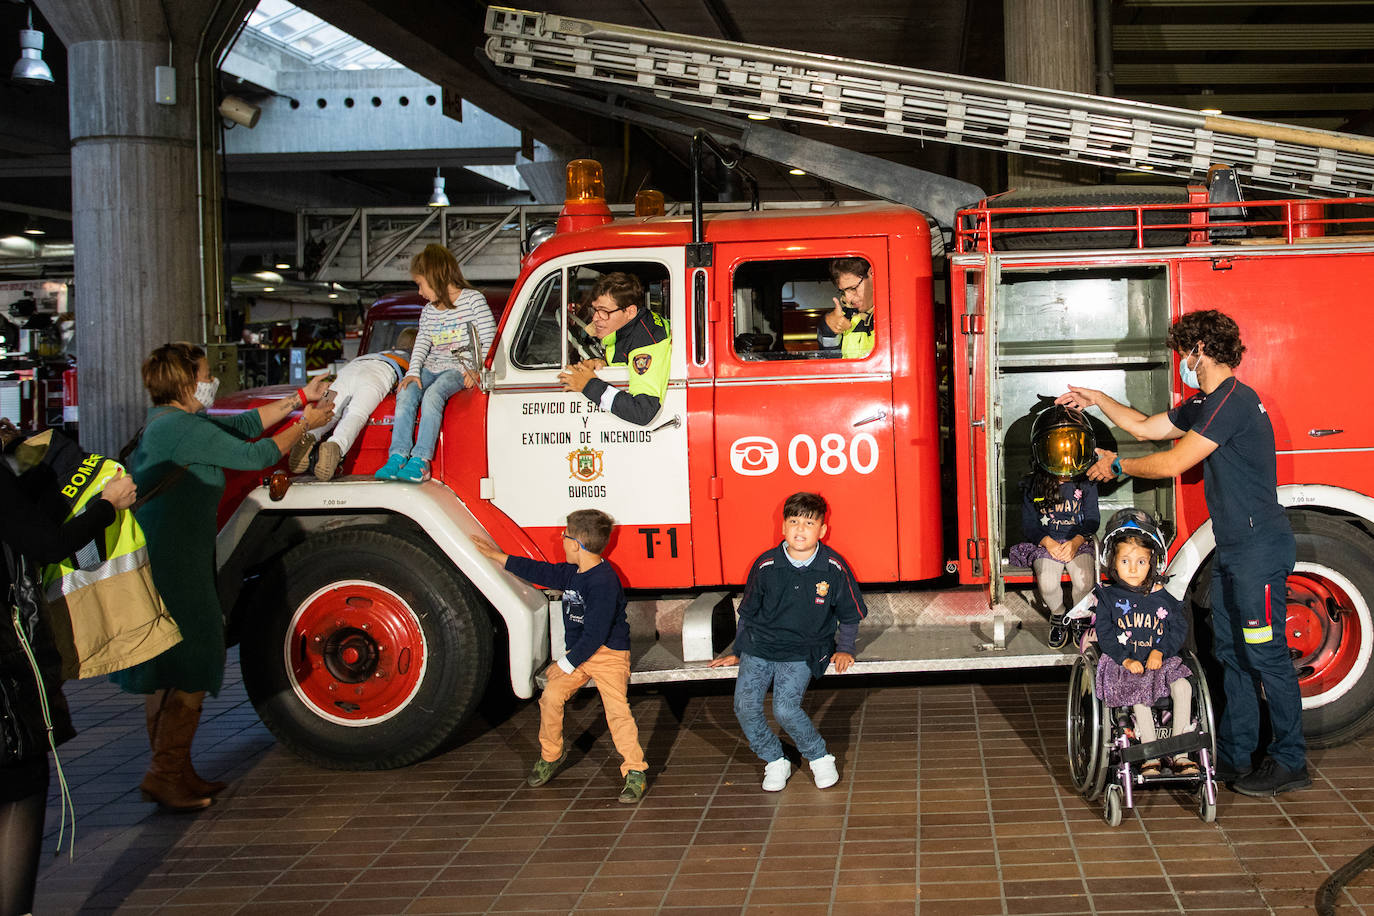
[241,527,494,770]
[984,185,1191,251]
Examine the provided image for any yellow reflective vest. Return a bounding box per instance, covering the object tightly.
[24,433,181,679]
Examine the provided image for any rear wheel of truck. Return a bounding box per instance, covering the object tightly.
[1288,514,1374,748]
[242,528,493,769]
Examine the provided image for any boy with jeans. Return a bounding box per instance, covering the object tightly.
[471,509,648,803]
[710,492,867,791]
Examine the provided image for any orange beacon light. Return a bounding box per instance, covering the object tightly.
[555,159,614,234]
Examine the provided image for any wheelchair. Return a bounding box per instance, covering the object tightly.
[1065,621,1219,827]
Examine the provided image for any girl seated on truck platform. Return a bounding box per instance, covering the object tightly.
[1008,405,1099,649]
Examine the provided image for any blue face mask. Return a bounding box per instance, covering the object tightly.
[1178,347,1200,389]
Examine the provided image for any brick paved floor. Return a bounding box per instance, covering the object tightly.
[30,649,1374,915]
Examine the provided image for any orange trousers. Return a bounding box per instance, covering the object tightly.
[539,646,647,776]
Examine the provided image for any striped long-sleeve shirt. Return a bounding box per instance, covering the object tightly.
[405,288,497,379]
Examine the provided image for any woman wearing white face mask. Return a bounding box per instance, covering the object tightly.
[110,342,332,811]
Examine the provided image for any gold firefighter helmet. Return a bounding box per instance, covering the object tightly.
[1030,405,1096,478]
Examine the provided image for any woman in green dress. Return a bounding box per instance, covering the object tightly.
[112,342,332,811]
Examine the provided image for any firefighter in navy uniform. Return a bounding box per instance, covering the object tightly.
[560,272,671,427]
[1059,309,1309,798]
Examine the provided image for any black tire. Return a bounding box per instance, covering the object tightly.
[1103,784,1123,827]
[1066,650,1109,797]
[1288,514,1374,748]
[242,527,493,770]
[986,185,1191,251]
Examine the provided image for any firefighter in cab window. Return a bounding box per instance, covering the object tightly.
[821,257,875,359]
[559,272,671,426]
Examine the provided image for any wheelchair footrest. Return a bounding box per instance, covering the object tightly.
[1118,731,1211,764]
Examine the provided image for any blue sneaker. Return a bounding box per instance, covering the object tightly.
[374,454,407,480]
[397,456,431,483]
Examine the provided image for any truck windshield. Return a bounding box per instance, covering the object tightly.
[366,319,419,354]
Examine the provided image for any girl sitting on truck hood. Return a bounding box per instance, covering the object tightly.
[375,244,497,483]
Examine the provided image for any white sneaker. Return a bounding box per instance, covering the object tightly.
[809,753,839,789]
[762,757,791,791]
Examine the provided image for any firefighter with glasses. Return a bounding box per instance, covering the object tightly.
[559,272,670,427]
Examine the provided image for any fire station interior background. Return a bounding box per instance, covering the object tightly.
[2,0,1373,433]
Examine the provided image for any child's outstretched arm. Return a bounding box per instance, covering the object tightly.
[470,535,508,564]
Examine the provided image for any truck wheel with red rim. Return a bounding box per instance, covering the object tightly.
[242,528,493,769]
[1288,514,1374,748]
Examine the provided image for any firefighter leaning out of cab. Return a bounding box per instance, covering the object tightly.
[558,272,671,427]
[820,257,876,359]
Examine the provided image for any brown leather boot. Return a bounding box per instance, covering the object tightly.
[139,691,213,812]
[177,693,228,797]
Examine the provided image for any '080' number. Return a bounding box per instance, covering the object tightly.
[729,433,880,477]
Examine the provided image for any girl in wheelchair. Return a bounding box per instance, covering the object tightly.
[1093,509,1197,777]
[1067,508,1218,825]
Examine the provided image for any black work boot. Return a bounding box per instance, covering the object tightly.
[1231,757,1311,797]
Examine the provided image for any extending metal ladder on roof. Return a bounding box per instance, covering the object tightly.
[484,6,1374,199]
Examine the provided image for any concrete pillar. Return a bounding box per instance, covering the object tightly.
[34,0,227,454]
[1003,0,1099,189]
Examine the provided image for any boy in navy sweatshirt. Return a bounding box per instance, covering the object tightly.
[710,492,867,791]
[471,509,648,803]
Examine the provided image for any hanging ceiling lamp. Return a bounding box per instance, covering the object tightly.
[428,168,449,207]
[11,7,54,87]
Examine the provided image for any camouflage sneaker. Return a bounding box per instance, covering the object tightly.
[618,769,647,804]
[527,749,567,787]
[288,432,316,473]
[314,441,343,481]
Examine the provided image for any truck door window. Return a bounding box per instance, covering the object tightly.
[512,261,673,370]
[510,270,564,370]
[566,261,672,363]
[732,258,873,360]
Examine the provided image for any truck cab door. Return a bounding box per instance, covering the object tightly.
[711,243,899,582]
[484,249,693,585]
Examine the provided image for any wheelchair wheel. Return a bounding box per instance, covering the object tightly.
[1066,652,1109,798]
[1182,650,1218,763]
[1199,786,1217,823]
[1103,784,1124,827]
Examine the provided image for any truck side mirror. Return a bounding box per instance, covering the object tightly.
[465,321,491,394]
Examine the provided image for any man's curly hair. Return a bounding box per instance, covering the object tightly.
[1166,310,1246,368]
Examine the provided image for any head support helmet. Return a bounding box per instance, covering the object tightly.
[1030,405,1096,478]
[1100,507,1168,592]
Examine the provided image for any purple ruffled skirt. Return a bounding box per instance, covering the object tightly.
[1095,654,1192,707]
[1008,539,1094,568]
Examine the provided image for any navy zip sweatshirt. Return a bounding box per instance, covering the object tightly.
[733,542,866,673]
[505,555,630,671]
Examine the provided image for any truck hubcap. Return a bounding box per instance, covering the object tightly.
[286,581,427,725]
[1289,566,1368,704]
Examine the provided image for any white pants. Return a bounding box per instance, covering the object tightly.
[317,358,398,455]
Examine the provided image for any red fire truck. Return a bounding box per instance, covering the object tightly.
[211,168,1374,769]
[209,12,1374,769]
